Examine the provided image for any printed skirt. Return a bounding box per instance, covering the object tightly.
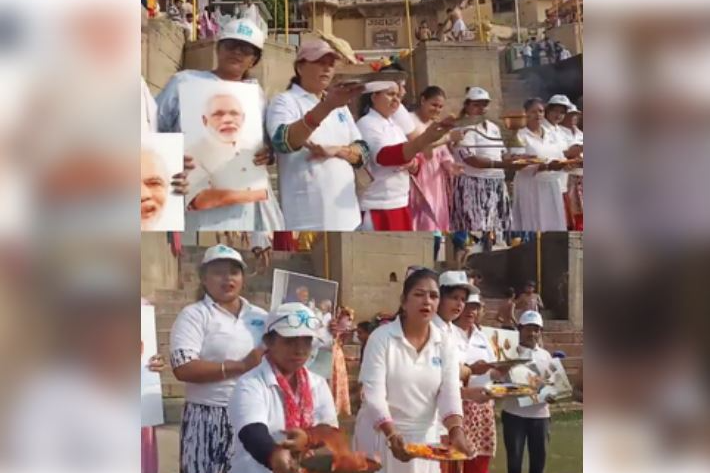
[451,175,511,232]
[462,400,497,458]
[179,402,234,473]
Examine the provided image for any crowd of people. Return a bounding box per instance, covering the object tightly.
[520,37,572,67]
[142,17,583,233]
[142,244,562,473]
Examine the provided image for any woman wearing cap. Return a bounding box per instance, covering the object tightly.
[511,98,569,231]
[560,105,583,231]
[169,244,269,473]
[356,268,473,473]
[266,40,367,231]
[449,87,523,233]
[357,83,455,231]
[228,302,339,473]
[409,86,462,231]
[434,270,474,336]
[502,311,554,473]
[452,294,507,473]
[156,19,283,231]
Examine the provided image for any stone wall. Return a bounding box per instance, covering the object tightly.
[141,232,180,299]
[314,232,434,321]
[142,17,186,95]
[519,0,554,29]
[410,41,503,118]
[183,39,297,100]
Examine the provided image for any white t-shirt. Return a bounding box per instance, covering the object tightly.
[358,317,462,436]
[357,109,411,210]
[228,359,338,473]
[522,45,532,57]
[453,120,506,179]
[169,295,268,407]
[451,324,496,387]
[266,84,362,230]
[559,126,583,177]
[503,345,553,419]
[392,103,416,136]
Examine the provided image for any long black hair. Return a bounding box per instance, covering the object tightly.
[419,85,446,102]
[287,60,303,89]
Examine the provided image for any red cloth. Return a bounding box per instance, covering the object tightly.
[271,360,314,429]
[463,456,491,473]
[376,143,407,166]
[273,231,297,251]
[365,207,413,231]
[167,232,182,257]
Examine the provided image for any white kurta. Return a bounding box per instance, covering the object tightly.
[357,318,463,473]
[266,84,362,230]
[512,127,567,231]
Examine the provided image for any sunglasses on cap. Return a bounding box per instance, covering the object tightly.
[219,39,258,56]
[267,313,323,333]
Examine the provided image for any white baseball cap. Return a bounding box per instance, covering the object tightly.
[439,271,476,292]
[465,87,491,102]
[201,244,247,269]
[219,19,265,50]
[266,303,322,339]
[364,81,398,93]
[547,94,572,109]
[519,310,544,327]
[567,104,582,114]
[465,293,482,305]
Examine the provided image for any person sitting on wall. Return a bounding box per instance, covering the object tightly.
[415,20,432,43]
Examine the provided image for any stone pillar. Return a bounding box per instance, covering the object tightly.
[300,0,340,35]
[410,41,503,117]
[568,231,583,330]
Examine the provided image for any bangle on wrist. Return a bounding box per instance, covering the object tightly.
[304,111,320,130]
[221,362,227,379]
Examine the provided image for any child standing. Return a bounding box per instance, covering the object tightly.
[497,287,518,330]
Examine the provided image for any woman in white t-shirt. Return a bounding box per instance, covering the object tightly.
[169,245,268,473]
[450,87,526,232]
[512,98,569,231]
[452,294,508,473]
[357,83,454,231]
[228,303,339,473]
[356,268,473,473]
[560,105,584,231]
[266,40,367,231]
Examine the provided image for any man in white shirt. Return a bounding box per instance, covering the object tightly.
[502,311,554,473]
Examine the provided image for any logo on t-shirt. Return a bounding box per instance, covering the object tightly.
[431,356,442,367]
[337,111,346,123]
[250,319,265,328]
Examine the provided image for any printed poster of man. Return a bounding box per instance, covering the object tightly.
[140,133,184,231]
[270,269,339,379]
[179,78,270,230]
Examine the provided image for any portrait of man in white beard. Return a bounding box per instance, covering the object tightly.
[140,133,185,232]
[203,93,245,148]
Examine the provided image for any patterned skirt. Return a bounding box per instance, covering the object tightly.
[567,174,584,231]
[180,402,234,473]
[451,175,511,232]
[462,400,497,458]
[331,340,352,416]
